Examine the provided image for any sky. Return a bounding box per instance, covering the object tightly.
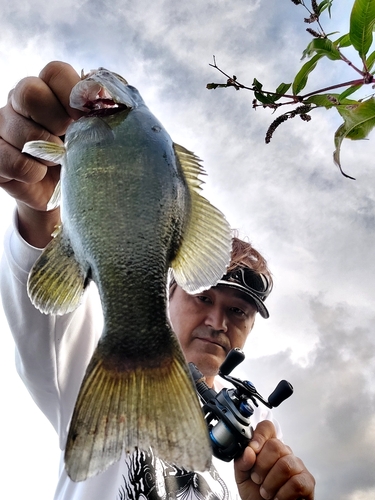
[0,0,374,498]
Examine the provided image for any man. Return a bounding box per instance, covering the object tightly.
[0,61,315,500]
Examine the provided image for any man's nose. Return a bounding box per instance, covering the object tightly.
[205,306,228,332]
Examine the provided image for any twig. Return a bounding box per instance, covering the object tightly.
[209,57,371,104]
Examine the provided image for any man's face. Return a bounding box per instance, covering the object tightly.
[169,285,257,385]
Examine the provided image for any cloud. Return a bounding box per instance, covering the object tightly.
[237,296,375,499]
[0,0,374,498]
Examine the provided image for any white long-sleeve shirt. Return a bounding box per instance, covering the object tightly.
[0,214,281,500]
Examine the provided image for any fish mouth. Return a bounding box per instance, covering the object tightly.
[70,68,142,113]
[83,97,129,117]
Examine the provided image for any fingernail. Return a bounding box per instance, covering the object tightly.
[251,472,261,484]
[250,439,260,452]
[260,487,271,499]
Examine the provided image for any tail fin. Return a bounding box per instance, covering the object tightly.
[64,347,212,482]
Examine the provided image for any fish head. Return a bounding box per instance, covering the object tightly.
[70,67,144,115]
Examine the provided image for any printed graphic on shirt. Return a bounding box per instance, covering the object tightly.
[118,448,229,500]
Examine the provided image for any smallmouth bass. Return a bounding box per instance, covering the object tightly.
[23,68,231,482]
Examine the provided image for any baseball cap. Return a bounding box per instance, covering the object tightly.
[216,267,272,319]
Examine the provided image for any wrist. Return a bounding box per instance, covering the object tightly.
[16,202,61,248]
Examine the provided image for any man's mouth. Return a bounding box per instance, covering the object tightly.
[196,336,228,352]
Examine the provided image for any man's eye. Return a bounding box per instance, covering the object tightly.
[196,295,211,303]
[231,307,246,316]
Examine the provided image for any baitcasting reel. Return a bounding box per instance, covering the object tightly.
[189,347,293,462]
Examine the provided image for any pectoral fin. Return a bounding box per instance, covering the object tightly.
[27,226,87,315]
[22,141,65,210]
[47,180,61,211]
[22,141,66,163]
[171,144,232,293]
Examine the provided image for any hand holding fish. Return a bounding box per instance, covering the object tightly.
[234,420,315,500]
[0,61,81,247]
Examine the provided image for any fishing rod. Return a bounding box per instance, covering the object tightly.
[189,348,293,462]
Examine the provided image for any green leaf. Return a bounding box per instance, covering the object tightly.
[349,0,375,58]
[254,91,277,105]
[305,94,357,108]
[333,97,375,174]
[366,49,375,69]
[275,82,292,95]
[338,84,363,100]
[256,83,292,104]
[318,0,334,16]
[302,38,341,60]
[334,33,352,48]
[305,94,339,107]
[252,78,263,91]
[293,54,322,95]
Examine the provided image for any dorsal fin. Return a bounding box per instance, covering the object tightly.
[171,144,232,293]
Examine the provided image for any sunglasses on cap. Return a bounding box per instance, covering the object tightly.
[215,267,272,319]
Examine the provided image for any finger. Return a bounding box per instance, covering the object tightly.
[0,100,63,153]
[0,108,62,210]
[265,468,315,500]
[0,102,62,186]
[249,420,278,454]
[0,138,61,210]
[0,139,48,184]
[11,78,74,138]
[236,478,265,500]
[259,454,306,499]
[39,61,83,119]
[234,444,257,483]
[234,446,266,500]
[10,61,81,138]
[0,131,60,210]
[249,438,291,485]
[0,164,61,210]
